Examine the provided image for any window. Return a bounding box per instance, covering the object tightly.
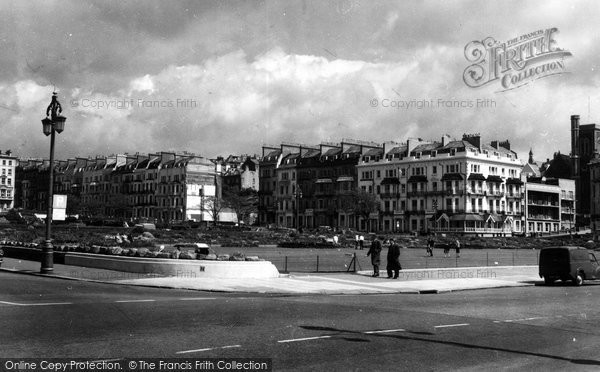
[432,166,437,174]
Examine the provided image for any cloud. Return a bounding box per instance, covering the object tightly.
[2,0,600,164]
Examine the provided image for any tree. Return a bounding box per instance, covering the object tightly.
[352,189,380,232]
[201,195,228,226]
[223,188,258,225]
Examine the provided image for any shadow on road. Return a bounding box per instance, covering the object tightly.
[299,325,600,366]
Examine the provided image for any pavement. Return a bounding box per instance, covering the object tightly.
[0,257,540,295]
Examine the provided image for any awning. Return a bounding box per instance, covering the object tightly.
[449,213,484,222]
[316,178,333,184]
[484,213,501,222]
[486,175,503,183]
[380,177,400,185]
[436,213,449,222]
[336,176,354,182]
[441,173,463,181]
[467,173,486,181]
[506,177,524,185]
[407,175,428,183]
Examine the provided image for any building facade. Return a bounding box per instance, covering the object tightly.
[524,177,576,235]
[16,152,219,224]
[0,150,18,212]
[356,134,525,236]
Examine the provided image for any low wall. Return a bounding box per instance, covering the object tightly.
[64,252,280,279]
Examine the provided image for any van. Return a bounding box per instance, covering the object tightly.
[539,246,600,286]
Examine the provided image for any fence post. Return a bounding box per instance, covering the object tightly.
[512,252,515,266]
[284,256,288,273]
[353,252,357,273]
[425,257,428,269]
[316,255,319,272]
[486,252,489,267]
[455,256,458,268]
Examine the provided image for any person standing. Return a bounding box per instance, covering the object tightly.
[355,234,359,250]
[455,238,461,258]
[359,235,365,250]
[366,237,382,277]
[387,238,402,279]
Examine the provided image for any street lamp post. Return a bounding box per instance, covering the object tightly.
[40,92,66,274]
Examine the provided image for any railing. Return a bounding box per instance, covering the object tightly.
[430,227,515,233]
[264,249,539,273]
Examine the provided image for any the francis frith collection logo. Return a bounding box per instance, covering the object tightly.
[463,28,572,91]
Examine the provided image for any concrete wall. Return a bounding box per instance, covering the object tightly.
[64,253,280,278]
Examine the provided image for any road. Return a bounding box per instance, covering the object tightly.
[1,272,599,371]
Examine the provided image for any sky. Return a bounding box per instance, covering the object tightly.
[1,0,599,163]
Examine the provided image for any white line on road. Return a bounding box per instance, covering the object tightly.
[176,345,241,354]
[434,323,469,329]
[177,297,218,301]
[114,299,156,303]
[278,336,332,343]
[90,358,124,363]
[0,300,73,306]
[364,328,406,334]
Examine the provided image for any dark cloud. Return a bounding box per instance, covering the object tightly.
[1,0,598,163]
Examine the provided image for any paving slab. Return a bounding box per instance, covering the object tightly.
[0,257,540,295]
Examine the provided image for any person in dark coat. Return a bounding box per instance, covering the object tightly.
[366,237,382,277]
[386,238,402,279]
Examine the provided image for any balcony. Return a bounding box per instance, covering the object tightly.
[379,192,401,199]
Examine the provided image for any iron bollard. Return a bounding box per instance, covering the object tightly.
[316,255,319,272]
[284,256,288,273]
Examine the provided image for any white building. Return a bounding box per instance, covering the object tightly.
[524,177,576,235]
[356,134,525,236]
[0,150,17,211]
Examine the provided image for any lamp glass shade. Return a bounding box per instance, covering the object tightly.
[54,115,66,133]
[41,118,53,136]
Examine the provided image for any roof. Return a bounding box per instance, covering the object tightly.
[411,142,439,154]
[486,175,503,183]
[467,173,486,181]
[407,175,428,183]
[450,213,484,222]
[363,148,383,157]
[441,173,463,181]
[506,177,524,185]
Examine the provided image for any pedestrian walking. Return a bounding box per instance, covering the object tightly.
[366,237,382,277]
[455,238,461,258]
[426,236,434,257]
[355,234,360,250]
[386,238,402,279]
[443,243,450,257]
[359,235,365,250]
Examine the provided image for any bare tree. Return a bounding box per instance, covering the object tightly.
[352,189,380,232]
[223,188,258,225]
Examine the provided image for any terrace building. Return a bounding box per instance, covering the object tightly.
[16,152,219,224]
[357,134,525,236]
[0,150,17,212]
[524,177,576,234]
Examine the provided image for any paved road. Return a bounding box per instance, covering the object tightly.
[1,272,599,371]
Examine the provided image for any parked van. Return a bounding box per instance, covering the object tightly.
[539,246,600,286]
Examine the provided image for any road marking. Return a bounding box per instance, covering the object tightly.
[364,328,406,334]
[178,297,217,301]
[90,358,124,363]
[434,323,469,329]
[176,345,241,354]
[114,299,156,303]
[0,300,73,306]
[494,316,552,323]
[278,336,332,343]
